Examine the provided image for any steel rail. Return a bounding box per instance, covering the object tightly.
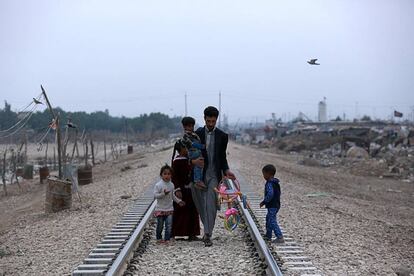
[226,178,283,276]
[105,200,156,276]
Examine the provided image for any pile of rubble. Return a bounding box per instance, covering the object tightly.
[272,125,414,181]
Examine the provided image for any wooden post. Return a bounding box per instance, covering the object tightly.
[125,119,129,144]
[90,139,95,166]
[56,115,62,178]
[115,143,119,159]
[84,140,88,167]
[104,136,107,163]
[111,143,116,160]
[75,141,79,158]
[94,143,99,161]
[53,147,56,170]
[62,123,69,165]
[11,150,22,190]
[18,139,24,165]
[45,139,49,165]
[81,130,86,160]
[70,128,78,163]
[24,130,28,164]
[2,149,7,196]
[41,85,63,179]
[10,150,15,185]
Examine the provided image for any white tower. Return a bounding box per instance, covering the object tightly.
[318,97,327,122]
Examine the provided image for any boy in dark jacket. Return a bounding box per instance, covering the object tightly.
[181,117,206,190]
[260,164,284,243]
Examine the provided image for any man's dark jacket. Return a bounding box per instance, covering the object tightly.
[195,126,229,181]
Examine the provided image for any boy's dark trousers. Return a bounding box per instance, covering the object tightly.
[265,208,283,239]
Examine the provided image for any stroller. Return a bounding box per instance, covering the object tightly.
[215,178,248,231]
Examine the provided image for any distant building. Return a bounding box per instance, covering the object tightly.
[318,98,327,122]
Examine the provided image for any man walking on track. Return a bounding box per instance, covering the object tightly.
[192,106,235,247]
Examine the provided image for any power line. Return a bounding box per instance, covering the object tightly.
[0,104,38,135]
[18,92,42,113]
[0,104,36,133]
[0,93,43,133]
[0,105,38,139]
[36,126,52,146]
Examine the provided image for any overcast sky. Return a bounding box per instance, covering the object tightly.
[1,0,413,124]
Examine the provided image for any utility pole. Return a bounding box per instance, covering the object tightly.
[184,92,188,116]
[219,91,222,127]
[411,106,414,122]
[355,102,359,120]
[41,85,62,179]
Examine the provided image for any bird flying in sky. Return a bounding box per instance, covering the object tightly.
[307,59,320,65]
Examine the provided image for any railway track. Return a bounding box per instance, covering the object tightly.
[72,172,321,276]
[236,173,322,276]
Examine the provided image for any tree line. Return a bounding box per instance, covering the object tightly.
[0,101,182,142]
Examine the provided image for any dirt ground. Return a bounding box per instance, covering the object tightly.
[0,144,170,275]
[0,142,413,275]
[0,144,147,235]
[230,143,414,275]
